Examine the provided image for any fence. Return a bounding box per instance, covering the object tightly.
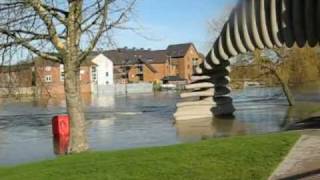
[92,83,153,96]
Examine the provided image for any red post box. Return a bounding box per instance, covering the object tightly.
[52,115,70,137]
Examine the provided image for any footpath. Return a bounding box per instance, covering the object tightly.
[269,130,320,180]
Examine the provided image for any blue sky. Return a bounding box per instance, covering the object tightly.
[112,0,236,54]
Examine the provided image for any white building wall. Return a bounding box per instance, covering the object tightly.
[91,54,114,85]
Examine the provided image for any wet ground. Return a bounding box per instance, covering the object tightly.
[0,86,319,165]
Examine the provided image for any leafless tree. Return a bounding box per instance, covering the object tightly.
[0,0,136,153]
[207,4,233,46]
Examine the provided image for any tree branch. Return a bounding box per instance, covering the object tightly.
[79,0,136,63]
[0,28,60,62]
[40,3,68,25]
[25,0,66,53]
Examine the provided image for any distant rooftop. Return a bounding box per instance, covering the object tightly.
[92,43,198,66]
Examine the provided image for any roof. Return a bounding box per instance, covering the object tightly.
[0,62,34,73]
[34,57,96,67]
[97,43,199,66]
[167,43,194,58]
[103,49,168,65]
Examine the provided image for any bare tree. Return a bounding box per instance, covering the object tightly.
[0,0,136,153]
[253,49,295,106]
[207,4,234,46]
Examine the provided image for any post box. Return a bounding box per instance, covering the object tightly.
[52,115,70,137]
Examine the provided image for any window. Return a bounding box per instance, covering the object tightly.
[45,66,51,72]
[192,58,198,66]
[60,72,65,81]
[106,72,109,77]
[92,66,97,82]
[60,64,64,81]
[45,75,52,82]
[106,81,109,85]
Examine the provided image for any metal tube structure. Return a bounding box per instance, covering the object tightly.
[175,0,320,121]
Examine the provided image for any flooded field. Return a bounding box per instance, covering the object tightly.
[0,85,320,165]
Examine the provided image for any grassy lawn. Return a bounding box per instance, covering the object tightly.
[0,132,300,180]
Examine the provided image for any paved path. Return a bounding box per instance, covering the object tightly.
[269,130,320,180]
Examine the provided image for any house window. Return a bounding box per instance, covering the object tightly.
[45,66,51,72]
[45,75,52,82]
[60,64,64,81]
[92,66,97,82]
[106,72,109,77]
[106,81,109,85]
[192,58,198,66]
[60,72,65,81]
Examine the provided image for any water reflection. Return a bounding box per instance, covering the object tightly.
[176,118,247,141]
[176,86,320,141]
[0,86,320,165]
[53,136,69,155]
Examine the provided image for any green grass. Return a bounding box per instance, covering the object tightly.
[0,132,300,180]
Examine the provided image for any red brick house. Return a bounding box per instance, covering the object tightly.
[34,58,96,96]
[167,43,203,80]
[0,63,34,89]
[105,43,203,83]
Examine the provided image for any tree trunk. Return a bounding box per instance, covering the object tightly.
[274,70,295,106]
[64,58,88,153]
[64,0,88,153]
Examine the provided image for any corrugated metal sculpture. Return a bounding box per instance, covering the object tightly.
[175,0,320,121]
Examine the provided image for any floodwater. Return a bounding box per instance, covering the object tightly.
[0,85,320,165]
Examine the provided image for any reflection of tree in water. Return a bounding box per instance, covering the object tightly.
[34,93,93,108]
[175,100,320,141]
[282,102,320,130]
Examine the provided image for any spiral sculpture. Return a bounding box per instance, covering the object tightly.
[174,0,320,121]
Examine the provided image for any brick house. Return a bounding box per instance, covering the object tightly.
[167,43,202,80]
[0,63,34,88]
[105,43,203,83]
[1,43,202,96]
[34,58,96,96]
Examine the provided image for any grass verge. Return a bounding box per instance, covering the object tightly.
[0,132,300,180]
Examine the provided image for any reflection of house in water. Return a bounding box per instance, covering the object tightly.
[91,95,115,108]
[87,117,115,147]
[175,118,247,141]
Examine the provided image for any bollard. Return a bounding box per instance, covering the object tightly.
[52,115,70,137]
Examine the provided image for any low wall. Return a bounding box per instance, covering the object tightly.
[0,83,153,97]
[93,83,153,96]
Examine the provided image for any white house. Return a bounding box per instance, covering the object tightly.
[91,54,114,85]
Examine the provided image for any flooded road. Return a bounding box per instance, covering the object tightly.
[0,86,319,165]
